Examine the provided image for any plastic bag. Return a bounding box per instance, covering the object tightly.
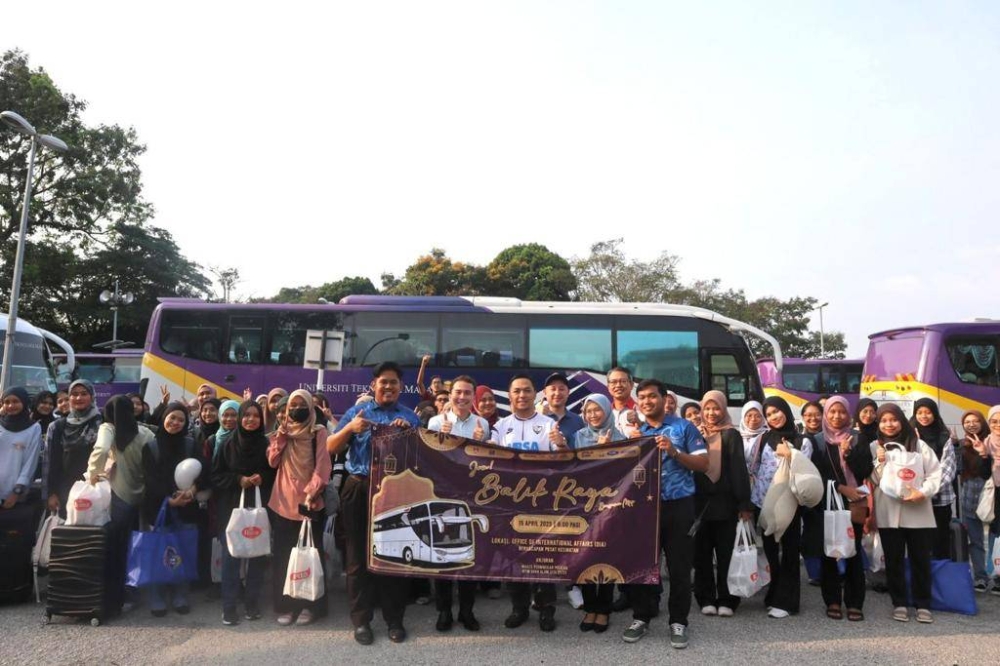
[880,443,924,500]
[727,520,761,598]
[283,519,324,601]
[991,534,1000,575]
[862,531,885,573]
[823,480,856,559]
[226,487,271,558]
[976,478,995,523]
[66,477,112,526]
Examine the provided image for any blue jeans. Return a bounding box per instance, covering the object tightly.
[963,513,1000,582]
[220,532,267,613]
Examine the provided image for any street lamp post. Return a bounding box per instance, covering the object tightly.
[814,301,829,357]
[0,111,68,392]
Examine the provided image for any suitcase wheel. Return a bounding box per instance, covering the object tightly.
[44,613,51,625]
[91,617,101,627]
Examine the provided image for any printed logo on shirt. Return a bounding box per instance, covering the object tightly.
[290,567,311,581]
[532,424,543,434]
[508,441,540,451]
[163,545,183,570]
[242,526,263,539]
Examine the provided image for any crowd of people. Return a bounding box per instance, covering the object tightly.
[1,363,999,650]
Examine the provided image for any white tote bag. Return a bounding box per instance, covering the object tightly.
[727,520,760,598]
[32,511,64,602]
[226,487,272,558]
[879,443,924,500]
[823,480,856,559]
[283,519,324,601]
[976,478,995,523]
[66,478,112,526]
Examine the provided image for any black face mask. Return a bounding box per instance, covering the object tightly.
[288,407,311,423]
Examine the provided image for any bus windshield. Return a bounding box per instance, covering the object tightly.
[430,502,472,547]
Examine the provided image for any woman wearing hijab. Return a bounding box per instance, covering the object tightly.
[267,389,332,626]
[984,406,1000,594]
[46,380,103,517]
[812,396,872,621]
[1,387,43,510]
[212,401,276,625]
[30,390,57,437]
[140,402,207,616]
[738,401,767,464]
[87,395,155,611]
[748,396,813,618]
[264,388,289,434]
[871,403,942,623]
[955,410,995,591]
[210,401,241,461]
[854,399,879,449]
[193,398,222,457]
[692,390,752,618]
[909,398,956,559]
[798,400,825,584]
[571,394,623,633]
[473,386,500,429]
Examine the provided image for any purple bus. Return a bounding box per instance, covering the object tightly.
[138,295,782,420]
[53,349,144,408]
[757,358,864,415]
[861,321,1000,429]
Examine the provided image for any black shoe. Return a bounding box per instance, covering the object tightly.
[173,605,191,615]
[504,609,529,629]
[539,607,556,632]
[244,604,262,621]
[222,608,239,626]
[388,625,407,643]
[354,624,374,646]
[436,610,454,632]
[580,620,595,632]
[151,609,168,618]
[611,595,631,613]
[458,611,480,631]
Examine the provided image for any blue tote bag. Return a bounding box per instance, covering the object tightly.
[126,499,199,587]
[904,559,977,615]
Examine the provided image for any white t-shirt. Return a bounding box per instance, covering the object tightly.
[612,406,645,437]
[491,413,557,451]
[427,411,489,440]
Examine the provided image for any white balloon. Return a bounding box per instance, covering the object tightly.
[174,458,202,491]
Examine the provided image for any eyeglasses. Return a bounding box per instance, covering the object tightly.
[989,419,1000,425]
[608,380,630,386]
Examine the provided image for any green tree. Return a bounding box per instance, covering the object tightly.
[262,276,378,304]
[487,243,576,301]
[571,238,681,302]
[383,249,487,296]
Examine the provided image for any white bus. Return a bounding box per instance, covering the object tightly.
[372,499,489,568]
[0,314,74,395]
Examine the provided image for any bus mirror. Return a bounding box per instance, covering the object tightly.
[472,516,489,532]
[433,516,445,533]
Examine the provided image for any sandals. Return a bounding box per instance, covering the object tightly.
[892,607,909,623]
[915,609,933,624]
[826,605,843,620]
[846,608,864,622]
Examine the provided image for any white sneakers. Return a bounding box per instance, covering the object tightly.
[767,607,790,619]
[717,606,734,617]
[701,605,717,616]
[568,586,584,610]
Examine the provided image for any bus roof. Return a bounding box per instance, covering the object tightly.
[757,357,863,366]
[155,295,784,367]
[0,314,47,336]
[868,321,1000,340]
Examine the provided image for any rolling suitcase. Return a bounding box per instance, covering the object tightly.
[949,519,970,563]
[46,524,121,625]
[0,501,40,604]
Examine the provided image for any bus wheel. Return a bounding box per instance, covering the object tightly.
[372,544,377,557]
[403,547,413,564]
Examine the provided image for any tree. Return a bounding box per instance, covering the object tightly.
[210,267,241,303]
[571,238,681,302]
[487,243,576,301]
[383,249,487,296]
[262,276,378,304]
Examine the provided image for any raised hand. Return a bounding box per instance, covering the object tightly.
[243,387,253,401]
[472,420,485,441]
[876,444,886,464]
[549,424,568,449]
[160,384,170,405]
[598,428,612,445]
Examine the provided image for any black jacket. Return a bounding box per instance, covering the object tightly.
[695,429,753,520]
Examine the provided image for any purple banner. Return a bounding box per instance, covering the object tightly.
[367,426,662,585]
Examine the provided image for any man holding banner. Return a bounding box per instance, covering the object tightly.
[328,362,420,646]
[623,379,708,649]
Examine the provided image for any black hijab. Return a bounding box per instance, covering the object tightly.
[198,398,222,439]
[104,394,139,452]
[877,403,919,452]
[854,398,879,446]
[31,390,56,431]
[909,397,948,457]
[761,396,800,450]
[1,387,35,433]
[155,401,190,454]
[234,401,268,464]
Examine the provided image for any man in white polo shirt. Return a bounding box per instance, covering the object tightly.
[490,374,568,631]
[427,375,488,632]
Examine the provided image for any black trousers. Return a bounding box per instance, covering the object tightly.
[820,522,865,610]
[509,583,556,613]
[760,507,802,614]
[341,475,407,627]
[270,511,327,616]
[435,579,477,613]
[931,504,952,560]
[630,496,695,626]
[879,527,932,610]
[693,517,740,610]
[582,584,613,614]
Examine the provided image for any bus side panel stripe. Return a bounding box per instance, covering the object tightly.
[142,353,240,400]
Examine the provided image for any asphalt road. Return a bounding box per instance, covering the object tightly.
[3,572,999,665]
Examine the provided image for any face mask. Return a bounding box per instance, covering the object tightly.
[288,407,311,423]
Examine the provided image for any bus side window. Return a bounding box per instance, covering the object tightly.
[269,312,342,366]
[159,310,224,362]
[350,312,438,366]
[440,313,526,369]
[228,316,265,364]
[709,353,747,404]
[946,338,1000,386]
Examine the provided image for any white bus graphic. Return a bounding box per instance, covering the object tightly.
[372,500,489,568]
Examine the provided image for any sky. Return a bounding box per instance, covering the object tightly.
[2,1,998,355]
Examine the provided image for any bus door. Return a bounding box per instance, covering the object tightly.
[220,315,267,398]
[702,348,757,416]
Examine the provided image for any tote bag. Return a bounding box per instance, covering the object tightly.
[976,478,995,523]
[727,520,761,598]
[283,519,324,601]
[126,499,199,588]
[823,480,856,559]
[880,443,924,500]
[226,486,272,558]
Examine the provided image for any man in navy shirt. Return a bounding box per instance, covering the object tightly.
[542,372,585,445]
[622,379,708,649]
[328,362,419,646]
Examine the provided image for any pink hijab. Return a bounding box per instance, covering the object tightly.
[823,396,857,487]
[987,405,1000,485]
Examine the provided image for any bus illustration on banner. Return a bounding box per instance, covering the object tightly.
[372,498,489,568]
